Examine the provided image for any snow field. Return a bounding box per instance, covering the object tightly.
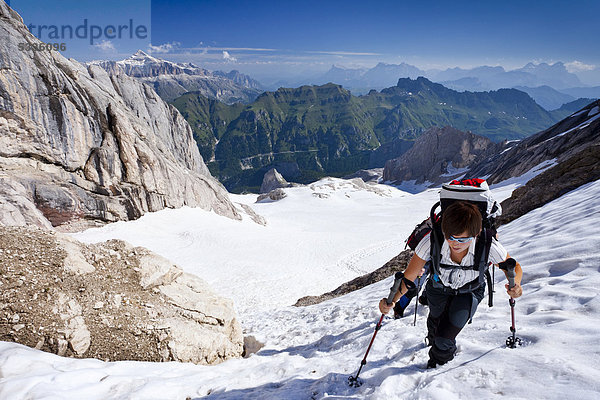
[1,174,599,399]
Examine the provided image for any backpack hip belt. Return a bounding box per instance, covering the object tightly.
[431,273,484,295]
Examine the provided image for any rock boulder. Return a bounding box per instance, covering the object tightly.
[259,168,294,194]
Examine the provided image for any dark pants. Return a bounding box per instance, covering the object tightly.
[426,279,485,365]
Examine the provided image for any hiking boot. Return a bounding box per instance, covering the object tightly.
[426,359,437,369]
[393,302,406,319]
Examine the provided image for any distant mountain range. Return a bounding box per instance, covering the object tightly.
[172,77,579,192]
[277,61,600,110]
[513,86,578,110]
[439,62,583,90]
[96,52,599,112]
[313,62,423,90]
[91,50,264,104]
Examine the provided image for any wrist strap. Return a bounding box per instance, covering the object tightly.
[402,276,416,290]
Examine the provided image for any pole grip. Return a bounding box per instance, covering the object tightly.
[387,272,403,305]
[498,258,517,289]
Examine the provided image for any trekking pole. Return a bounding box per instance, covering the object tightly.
[498,258,522,348]
[348,275,402,387]
[413,275,422,326]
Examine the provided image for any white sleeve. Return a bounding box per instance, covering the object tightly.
[489,238,508,264]
[414,233,432,261]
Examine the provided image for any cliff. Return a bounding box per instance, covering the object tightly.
[382,126,502,185]
[0,2,240,229]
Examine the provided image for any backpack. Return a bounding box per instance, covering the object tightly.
[405,178,502,306]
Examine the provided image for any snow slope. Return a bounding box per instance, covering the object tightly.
[1,174,599,399]
[71,178,443,314]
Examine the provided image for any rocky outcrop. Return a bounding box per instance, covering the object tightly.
[0,2,240,229]
[93,50,263,103]
[466,100,600,224]
[0,225,243,364]
[383,126,503,186]
[498,144,600,225]
[214,69,264,91]
[259,168,294,193]
[97,50,210,78]
[294,250,413,307]
[470,100,600,184]
[256,188,288,203]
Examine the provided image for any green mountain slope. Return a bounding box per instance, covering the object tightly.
[371,78,558,142]
[172,77,562,192]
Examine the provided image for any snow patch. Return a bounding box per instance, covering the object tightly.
[490,158,558,202]
[440,162,469,178]
[543,113,600,143]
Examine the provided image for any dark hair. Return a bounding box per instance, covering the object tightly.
[441,201,482,238]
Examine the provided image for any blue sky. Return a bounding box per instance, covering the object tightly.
[10,0,151,59]
[7,0,600,81]
[149,1,599,70]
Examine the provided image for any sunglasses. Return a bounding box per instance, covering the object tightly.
[447,235,475,243]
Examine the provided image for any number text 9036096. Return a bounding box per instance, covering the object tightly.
[18,42,67,52]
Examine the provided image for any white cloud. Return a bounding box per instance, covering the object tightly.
[565,60,596,72]
[93,40,116,52]
[223,51,237,62]
[148,41,181,54]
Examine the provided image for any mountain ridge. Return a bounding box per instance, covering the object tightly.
[92,51,263,103]
[173,77,566,192]
[286,61,598,107]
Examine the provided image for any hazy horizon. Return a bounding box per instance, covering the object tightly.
[6,0,600,86]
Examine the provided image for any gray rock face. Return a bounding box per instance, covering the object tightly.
[472,100,600,225]
[0,225,243,364]
[497,144,600,225]
[368,138,414,168]
[259,168,293,193]
[469,100,600,185]
[93,50,262,103]
[0,3,240,228]
[383,126,502,185]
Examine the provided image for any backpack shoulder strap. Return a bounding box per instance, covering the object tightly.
[474,228,494,306]
[429,202,443,279]
[473,228,493,282]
